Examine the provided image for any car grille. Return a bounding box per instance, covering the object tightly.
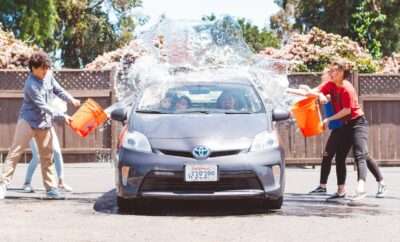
[140,171,263,192]
[157,149,245,158]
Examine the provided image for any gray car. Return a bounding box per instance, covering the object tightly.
[111,78,290,211]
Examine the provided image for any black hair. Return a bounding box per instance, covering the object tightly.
[28,51,51,72]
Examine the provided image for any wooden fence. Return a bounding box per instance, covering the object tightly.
[0,69,117,163]
[0,70,399,165]
[281,72,400,166]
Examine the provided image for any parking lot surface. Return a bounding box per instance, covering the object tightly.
[1,163,399,242]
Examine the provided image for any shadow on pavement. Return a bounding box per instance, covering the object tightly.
[93,190,392,218]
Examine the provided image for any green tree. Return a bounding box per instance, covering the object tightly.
[277,0,400,57]
[0,0,142,67]
[350,0,386,58]
[55,0,142,68]
[237,19,281,52]
[270,0,299,40]
[379,1,400,55]
[0,0,58,51]
[202,15,281,52]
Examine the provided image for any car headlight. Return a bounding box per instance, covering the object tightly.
[122,131,152,153]
[250,130,279,152]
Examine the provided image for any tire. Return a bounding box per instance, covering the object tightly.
[263,197,283,210]
[117,196,138,213]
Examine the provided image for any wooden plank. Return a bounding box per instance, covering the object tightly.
[0,90,110,98]
[361,96,400,101]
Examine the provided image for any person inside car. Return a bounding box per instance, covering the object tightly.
[159,95,175,111]
[175,96,192,111]
[217,92,240,110]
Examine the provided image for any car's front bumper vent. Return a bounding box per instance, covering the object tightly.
[140,171,263,192]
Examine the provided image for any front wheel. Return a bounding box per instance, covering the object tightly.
[262,197,283,210]
[117,196,139,213]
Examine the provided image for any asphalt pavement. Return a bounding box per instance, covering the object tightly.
[1,162,399,242]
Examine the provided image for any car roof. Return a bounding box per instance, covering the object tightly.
[171,68,254,85]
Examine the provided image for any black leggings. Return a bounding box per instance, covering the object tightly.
[320,127,351,186]
[347,116,383,182]
[320,116,383,185]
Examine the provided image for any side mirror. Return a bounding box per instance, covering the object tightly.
[111,108,127,123]
[272,109,290,121]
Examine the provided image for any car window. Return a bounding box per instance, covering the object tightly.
[137,83,264,114]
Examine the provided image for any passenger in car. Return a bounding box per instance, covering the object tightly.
[217,92,240,110]
[175,96,192,111]
[160,96,175,111]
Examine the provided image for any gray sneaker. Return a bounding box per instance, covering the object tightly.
[376,184,386,198]
[0,183,7,199]
[23,183,34,193]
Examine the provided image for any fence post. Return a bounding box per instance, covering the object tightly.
[352,71,361,104]
[109,67,118,163]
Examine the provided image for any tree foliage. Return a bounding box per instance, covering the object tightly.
[202,15,281,52]
[55,0,142,67]
[272,0,400,57]
[237,19,281,52]
[0,0,58,51]
[0,0,142,67]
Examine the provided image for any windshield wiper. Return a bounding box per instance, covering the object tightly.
[136,110,168,114]
[224,111,253,114]
[178,110,210,114]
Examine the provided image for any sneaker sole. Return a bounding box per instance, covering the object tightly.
[351,193,367,201]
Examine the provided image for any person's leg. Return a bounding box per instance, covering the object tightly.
[0,119,34,186]
[310,130,338,194]
[335,127,352,194]
[50,128,71,192]
[33,128,56,192]
[24,139,40,185]
[326,126,352,201]
[366,155,386,197]
[351,117,370,198]
[320,130,339,186]
[51,128,63,180]
[366,156,383,182]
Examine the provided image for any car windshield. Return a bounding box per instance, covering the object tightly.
[137,83,265,114]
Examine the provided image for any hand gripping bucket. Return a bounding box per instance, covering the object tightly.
[323,102,344,130]
[69,98,108,137]
[291,96,324,137]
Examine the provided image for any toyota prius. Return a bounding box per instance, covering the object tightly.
[111,77,290,211]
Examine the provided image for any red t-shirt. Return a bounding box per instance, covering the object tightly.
[318,80,364,121]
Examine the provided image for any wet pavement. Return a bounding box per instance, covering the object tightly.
[1,163,400,241]
[91,189,397,218]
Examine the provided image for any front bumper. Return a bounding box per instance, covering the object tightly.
[116,147,285,200]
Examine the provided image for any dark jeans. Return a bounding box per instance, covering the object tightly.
[347,116,383,182]
[320,116,383,185]
[320,127,351,185]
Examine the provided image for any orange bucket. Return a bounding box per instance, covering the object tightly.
[69,98,108,137]
[291,96,324,137]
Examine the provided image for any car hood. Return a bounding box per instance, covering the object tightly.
[132,113,267,139]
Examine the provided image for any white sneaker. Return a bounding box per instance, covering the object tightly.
[351,191,367,201]
[59,184,73,193]
[376,184,386,198]
[0,183,7,199]
[23,184,34,193]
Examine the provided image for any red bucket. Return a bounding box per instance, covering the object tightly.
[69,98,108,137]
[291,96,324,137]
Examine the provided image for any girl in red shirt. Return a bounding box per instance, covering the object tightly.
[314,59,386,200]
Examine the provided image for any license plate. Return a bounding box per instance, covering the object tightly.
[185,164,218,182]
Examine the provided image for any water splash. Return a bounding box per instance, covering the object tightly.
[109,15,296,116]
